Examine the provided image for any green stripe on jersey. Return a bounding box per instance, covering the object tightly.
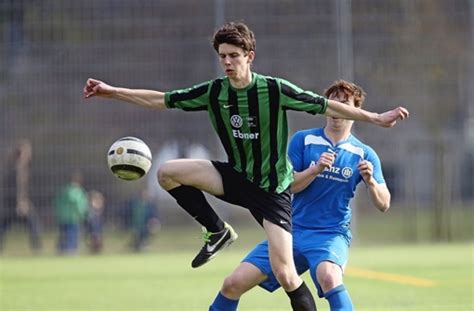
[165,73,328,193]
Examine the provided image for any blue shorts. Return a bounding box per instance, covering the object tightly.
[242,229,350,297]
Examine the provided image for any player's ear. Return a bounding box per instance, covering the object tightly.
[247,50,255,63]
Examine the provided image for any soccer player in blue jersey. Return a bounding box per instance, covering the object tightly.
[84,22,407,311]
[209,80,390,311]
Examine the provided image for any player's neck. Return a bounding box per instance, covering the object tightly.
[229,70,252,89]
[324,126,352,145]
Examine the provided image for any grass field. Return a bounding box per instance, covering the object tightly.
[1,237,472,311]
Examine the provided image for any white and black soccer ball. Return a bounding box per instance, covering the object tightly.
[107,137,152,181]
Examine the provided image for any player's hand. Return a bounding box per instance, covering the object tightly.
[358,160,374,184]
[376,106,409,127]
[313,151,336,174]
[83,78,116,98]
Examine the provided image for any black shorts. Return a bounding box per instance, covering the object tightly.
[212,161,292,232]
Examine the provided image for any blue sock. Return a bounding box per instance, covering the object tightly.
[209,292,239,311]
[324,284,354,311]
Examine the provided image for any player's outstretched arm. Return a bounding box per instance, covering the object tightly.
[325,99,409,128]
[83,78,166,110]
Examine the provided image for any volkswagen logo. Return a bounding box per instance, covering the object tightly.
[230,115,243,128]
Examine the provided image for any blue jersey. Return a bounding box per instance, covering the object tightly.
[242,127,386,294]
[288,127,386,239]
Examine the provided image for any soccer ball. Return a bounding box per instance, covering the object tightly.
[107,136,152,181]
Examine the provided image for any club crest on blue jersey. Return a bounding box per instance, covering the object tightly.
[342,167,353,179]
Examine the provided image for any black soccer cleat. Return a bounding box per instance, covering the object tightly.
[191,222,238,268]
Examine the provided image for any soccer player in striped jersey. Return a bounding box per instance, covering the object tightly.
[84,22,408,311]
[209,80,389,311]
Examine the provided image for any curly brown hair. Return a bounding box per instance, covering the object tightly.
[212,21,256,53]
[324,80,366,108]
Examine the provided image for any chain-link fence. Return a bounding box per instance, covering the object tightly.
[1,0,472,245]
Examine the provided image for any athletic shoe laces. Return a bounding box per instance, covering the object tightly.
[201,227,213,243]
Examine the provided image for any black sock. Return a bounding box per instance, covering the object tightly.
[168,185,224,232]
[286,281,317,311]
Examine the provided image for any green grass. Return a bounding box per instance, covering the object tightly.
[1,242,472,310]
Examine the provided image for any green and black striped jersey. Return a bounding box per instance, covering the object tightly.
[164,72,328,193]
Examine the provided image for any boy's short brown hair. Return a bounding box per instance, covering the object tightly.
[212,21,256,53]
[324,80,366,108]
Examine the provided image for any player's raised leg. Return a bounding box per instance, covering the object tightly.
[265,220,316,311]
[157,159,238,268]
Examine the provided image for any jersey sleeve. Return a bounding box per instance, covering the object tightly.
[364,147,386,185]
[278,79,328,115]
[164,80,212,111]
[288,131,305,172]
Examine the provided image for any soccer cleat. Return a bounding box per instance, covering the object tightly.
[191,222,238,268]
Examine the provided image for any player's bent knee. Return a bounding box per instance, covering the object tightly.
[317,268,341,291]
[221,275,246,298]
[319,273,339,290]
[273,268,298,290]
[156,167,168,187]
[157,162,177,187]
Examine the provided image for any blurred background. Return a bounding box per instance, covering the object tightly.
[0,0,472,255]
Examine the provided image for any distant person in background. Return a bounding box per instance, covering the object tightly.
[85,190,105,254]
[210,81,391,311]
[53,171,88,254]
[125,189,160,252]
[0,139,42,253]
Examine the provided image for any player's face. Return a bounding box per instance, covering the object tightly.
[327,91,356,130]
[218,43,254,84]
